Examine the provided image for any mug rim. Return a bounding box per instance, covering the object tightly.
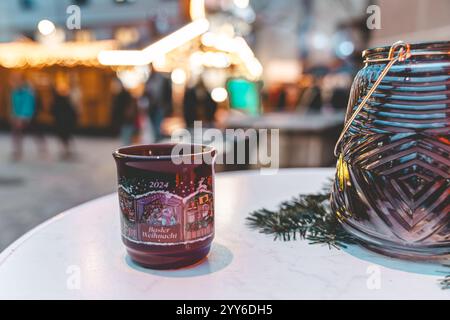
[113,143,216,161]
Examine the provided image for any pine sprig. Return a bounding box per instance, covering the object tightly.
[246,183,357,249]
[440,276,450,290]
[246,183,449,290]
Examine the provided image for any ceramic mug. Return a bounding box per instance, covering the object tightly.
[113,143,216,269]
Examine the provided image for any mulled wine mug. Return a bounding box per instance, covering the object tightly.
[331,41,450,259]
[113,143,216,269]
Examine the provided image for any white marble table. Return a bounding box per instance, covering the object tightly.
[0,168,448,299]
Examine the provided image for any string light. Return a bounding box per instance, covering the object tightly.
[98,50,148,66]
[152,54,167,71]
[37,19,55,36]
[98,19,210,66]
[234,37,263,79]
[171,68,187,85]
[233,0,249,9]
[0,40,116,68]
[116,65,150,89]
[142,19,209,60]
[202,52,231,68]
[190,0,206,20]
[211,87,228,102]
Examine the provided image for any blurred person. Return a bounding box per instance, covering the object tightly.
[111,81,129,135]
[111,85,139,146]
[195,80,217,127]
[28,91,48,156]
[325,57,353,111]
[330,84,350,110]
[203,87,217,127]
[298,76,323,113]
[146,71,169,141]
[51,82,77,160]
[137,92,155,143]
[161,76,173,120]
[9,73,37,161]
[183,85,198,128]
[276,87,287,111]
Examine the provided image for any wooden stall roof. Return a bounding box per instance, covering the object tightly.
[0,40,117,68]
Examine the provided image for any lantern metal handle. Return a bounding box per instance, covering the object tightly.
[333,41,411,157]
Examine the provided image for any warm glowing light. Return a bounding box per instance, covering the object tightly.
[171,68,187,85]
[98,50,148,66]
[201,33,263,79]
[245,57,263,79]
[152,54,167,71]
[234,37,263,79]
[190,0,205,20]
[211,87,228,103]
[201,33,215,47]
[266,60,302,83]
[201,32,237,52]
[202,51,231,68]
[143,19,209,60]
[0,40,116,68]
[117,66,150,89]
[233,0,249,9]
[37,19,56,36]
[189,51,204,70]
[189,51,231,70]
[234,37,253,58]
[219,23,235,38]
[200,32,215,47]
[115,27,140,46]
[99,19,209,66]
[160,117,186,136]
